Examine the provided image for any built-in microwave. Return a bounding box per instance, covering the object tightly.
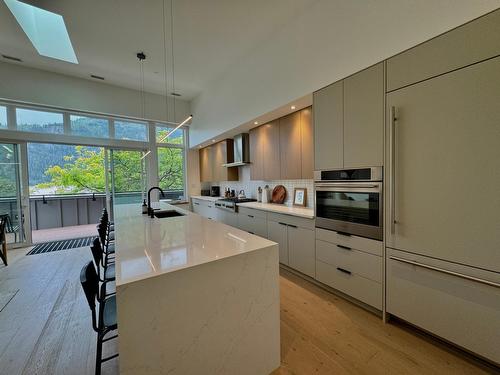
[314,167,383,241]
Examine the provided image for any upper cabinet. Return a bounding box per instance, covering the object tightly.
[313,81,343,170]
[279,111,301,179]
[250,107,313,181]
[299,107,314,179]
[387,10,500,92]
[199,139,238,182]
[343,62,384,168]
[314,63,384,170]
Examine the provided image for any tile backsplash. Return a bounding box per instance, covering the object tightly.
[201,166,314,208]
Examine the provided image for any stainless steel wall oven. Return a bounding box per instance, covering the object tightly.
[314,167,383,240]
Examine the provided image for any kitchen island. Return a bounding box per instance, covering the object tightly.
[113,203,280,375]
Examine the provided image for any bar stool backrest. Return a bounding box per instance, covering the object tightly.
[80,261,99,332]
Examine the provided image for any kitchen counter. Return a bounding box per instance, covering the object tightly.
[114,203,280,374]
[190,195,222,202]
[237,201,315,219]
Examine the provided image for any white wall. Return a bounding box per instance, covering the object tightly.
[189,2,500,146]
[0,61,190,123]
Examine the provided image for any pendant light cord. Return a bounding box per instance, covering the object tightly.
[170,0,176,122]
[162,0,169,124]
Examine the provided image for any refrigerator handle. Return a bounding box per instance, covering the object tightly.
[390,106,397,234]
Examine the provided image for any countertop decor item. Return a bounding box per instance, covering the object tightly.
[262,185,270,204]
[257,186,262,202]
[271,185,286,204]
[293,188,307,207]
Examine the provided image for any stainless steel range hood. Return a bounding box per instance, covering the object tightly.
[223,133,250,167]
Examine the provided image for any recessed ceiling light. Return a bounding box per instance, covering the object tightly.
[90,74,105,80]
[212,139,216,143]
[254,121,259,125]
[4,0,78,64]
[1,54,22,62]
[291,105,296,110]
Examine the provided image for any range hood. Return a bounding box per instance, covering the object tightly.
[223,133,250,167]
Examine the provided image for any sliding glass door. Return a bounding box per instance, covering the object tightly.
[106,149,148,216]
[0,142,29,247]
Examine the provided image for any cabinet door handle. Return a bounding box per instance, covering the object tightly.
[337,231,351,237]
[278,222,288,226]
[248,231,254,234]
[389,256,500,289]
[288,224,298,228]
[194,202,200,205]
[248,215,254,218]
[336,267,352,275]
[337,244,351,251]
[390,106,397,234]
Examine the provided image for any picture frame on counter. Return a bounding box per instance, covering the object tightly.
[293,188,307,207]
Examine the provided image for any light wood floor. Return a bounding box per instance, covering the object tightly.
[0,247,496,375]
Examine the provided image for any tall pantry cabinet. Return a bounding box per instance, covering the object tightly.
[385,9,500,365]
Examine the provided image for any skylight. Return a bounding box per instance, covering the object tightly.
[4,0,78,64]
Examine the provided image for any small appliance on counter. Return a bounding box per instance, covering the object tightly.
[238,189,246,199]
[201,189,211,196]
[211,186,220,197]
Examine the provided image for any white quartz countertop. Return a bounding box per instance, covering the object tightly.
[236,202,315,219]
[114,203,277,286]
[190,195,222,202]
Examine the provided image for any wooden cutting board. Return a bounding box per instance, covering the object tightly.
[271,185,286,204]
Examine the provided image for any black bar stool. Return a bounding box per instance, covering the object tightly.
[90,238,115,299]
[80,261,118,375]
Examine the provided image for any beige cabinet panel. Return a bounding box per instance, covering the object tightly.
[279,111,302,180]
[387,10,500,92]
[387,248,500,364]
[344,63,384,168]
[212,141,225,182]
[249,127,264,180]
[262,121,281,180]
[268,220,288,265]
[288,226,315,278]
[386,56,500,273]
[199,146,213,182]
[300,107,314,179]
[314,81,343,170]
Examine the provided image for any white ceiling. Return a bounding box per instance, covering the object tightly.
[0,0,315,100]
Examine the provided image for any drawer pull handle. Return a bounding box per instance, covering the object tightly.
[337,231,351,237]
[288,224,298,228]
[278,222,288,226]
[248,214,254,218]
[194,202,200,205]
[337,245,351,251]
[208,205,212,208]
[389,256,500,289]
[336,267,352,275]
[248,231,254,234]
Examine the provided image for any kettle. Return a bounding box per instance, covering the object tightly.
[238,189,246,199]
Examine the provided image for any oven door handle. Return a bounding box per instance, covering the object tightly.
[315,183,380,189]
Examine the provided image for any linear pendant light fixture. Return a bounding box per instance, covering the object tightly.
[4,0,78,63]
[141,0,192,160]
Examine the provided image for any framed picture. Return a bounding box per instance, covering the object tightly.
[293,188,307,207]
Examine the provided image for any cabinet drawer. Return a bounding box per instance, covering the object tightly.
[316,228,382,256]
[387,248,500,364]
[267,212,315,230]
[238,207,267,219]
[238,213,267,238]
[316,240,381,283]
[316,260,382,310]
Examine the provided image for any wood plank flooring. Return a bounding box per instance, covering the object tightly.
[0,247,496,375]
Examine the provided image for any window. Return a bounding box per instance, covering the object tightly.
[156,125,184,144]
[115,120,148,141]
[0,106,7,128]
[28,143,104,195]
[157,147,185,200]
[70,115,109,138]
[16,108,64,134]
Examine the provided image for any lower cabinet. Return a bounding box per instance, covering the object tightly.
[237,207,268,237]
[314,228,383,310]
[191,198,216,220]
[267,213,315,278]
[387,248,500,364]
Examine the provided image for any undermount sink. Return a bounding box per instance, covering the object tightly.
[153,210,185,218]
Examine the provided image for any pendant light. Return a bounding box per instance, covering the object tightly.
[141,0,192,160]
